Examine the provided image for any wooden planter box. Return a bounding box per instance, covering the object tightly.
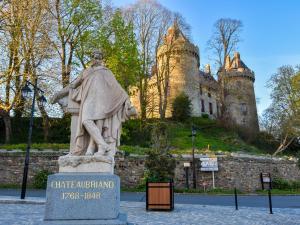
[146,180,174,211]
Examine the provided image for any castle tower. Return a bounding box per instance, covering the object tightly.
[218,52,259,134]
[156,21,200,117]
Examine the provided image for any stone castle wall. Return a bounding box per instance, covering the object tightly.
[1,150,299,192]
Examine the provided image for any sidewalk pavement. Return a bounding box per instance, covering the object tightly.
[0,196,300,225]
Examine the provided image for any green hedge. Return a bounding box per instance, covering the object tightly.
[0,116,71,144]
[272,177,300,190]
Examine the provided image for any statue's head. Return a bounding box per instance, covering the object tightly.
[92,50,103,61]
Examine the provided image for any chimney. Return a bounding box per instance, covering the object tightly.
[234,52,241,68]
[234,52,240,59]
[205,64,211,75]
[225,55,231,70]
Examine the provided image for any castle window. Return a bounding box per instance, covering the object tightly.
[241,118,246,124]
[199,84,203,95]
[240,103,247,115]
[208,87,211,97]
[209,102,213,115]
[176,57,180,63]
[201,99,205,112]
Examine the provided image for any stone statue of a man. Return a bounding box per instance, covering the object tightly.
[52,50,136,161]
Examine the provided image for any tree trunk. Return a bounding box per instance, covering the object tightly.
[0,109,12,143]
[37,100,50,142]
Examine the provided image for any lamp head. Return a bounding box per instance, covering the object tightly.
[21,83,32,98]
[38,95,47,107]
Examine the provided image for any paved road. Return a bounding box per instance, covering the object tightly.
[1,189,300,208]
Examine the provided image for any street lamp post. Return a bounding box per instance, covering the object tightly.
[183,162,191,189]
[20,78,46,199]
[191,125,197,189]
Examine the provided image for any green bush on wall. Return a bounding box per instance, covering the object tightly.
[33,170,52,189]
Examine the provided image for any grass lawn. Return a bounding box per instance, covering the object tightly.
[0,117,266,155]
[0,143,69,151]
[168,117,262,155]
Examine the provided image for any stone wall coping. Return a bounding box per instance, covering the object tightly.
[0,149,298,163]
[230,152,298,163]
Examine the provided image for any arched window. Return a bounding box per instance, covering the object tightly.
[240,103,247,115]
[201,99,205,112]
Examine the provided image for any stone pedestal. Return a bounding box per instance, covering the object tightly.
[44,173,127,225]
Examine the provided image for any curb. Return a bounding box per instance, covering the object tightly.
[0,197,45,205]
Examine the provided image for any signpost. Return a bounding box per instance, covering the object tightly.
[200,156,218,189]
[260,172,273,214]
[260,173,272,190]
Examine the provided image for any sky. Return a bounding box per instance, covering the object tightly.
[113,0,300,116]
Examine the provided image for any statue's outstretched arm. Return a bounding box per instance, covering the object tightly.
[70,73,83,89]
[51,86,69,104]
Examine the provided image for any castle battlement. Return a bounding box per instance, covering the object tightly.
[221,70,255,82]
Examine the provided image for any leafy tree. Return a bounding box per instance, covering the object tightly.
[98,10,141,91]
[52,0,102,87]
[262,65,300,155]
[171,92,192,121]
[71,8,141,92]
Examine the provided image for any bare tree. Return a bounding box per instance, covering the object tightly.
[124,0,163,120]
[0,0,30,142]
[0,0,54,142]
[124,0,190,120]
[155,23,177,119]
[207,18,243,69]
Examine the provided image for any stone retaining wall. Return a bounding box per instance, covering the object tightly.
[0,150,299,192]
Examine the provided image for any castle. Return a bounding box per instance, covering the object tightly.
[131,22,259,134]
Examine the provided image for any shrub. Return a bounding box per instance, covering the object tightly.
[291,180,300,189]
[272,177,291,190]
[298,151,300,169]
[120,119,151,147]
[272,177,300,190]
[171,92,192,121]
[33,170,52,189]
[201,114,209,119]
[0,116,71,144]
[251,131,278,154]
[144,122,176,182]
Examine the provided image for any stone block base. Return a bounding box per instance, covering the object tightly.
[44,173,127,224]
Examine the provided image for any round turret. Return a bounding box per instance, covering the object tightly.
[157,22,200,117]
[219,52,259,134]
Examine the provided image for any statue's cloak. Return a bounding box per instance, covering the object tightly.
[72,65,130,155]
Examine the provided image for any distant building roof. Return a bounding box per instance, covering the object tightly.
[225,52,251,72]
[198,64,218,89]
[164,20,188,44]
